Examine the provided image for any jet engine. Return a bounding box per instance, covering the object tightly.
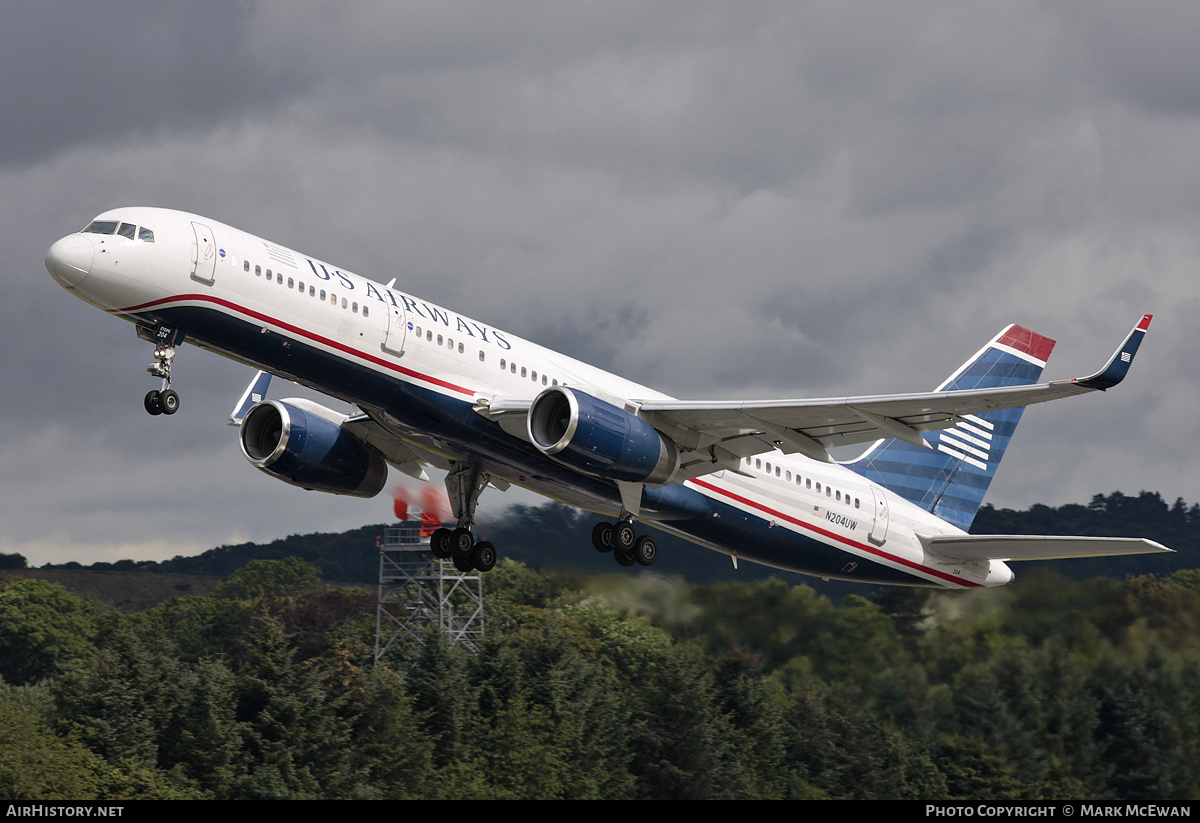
[527,387,679,484]
[239,400,387,497]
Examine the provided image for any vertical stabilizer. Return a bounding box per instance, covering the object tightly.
[842,325,1055,530]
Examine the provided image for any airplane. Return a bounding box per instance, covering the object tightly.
[45,207,1171,587]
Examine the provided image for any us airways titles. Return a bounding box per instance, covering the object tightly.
[298,257,512,350]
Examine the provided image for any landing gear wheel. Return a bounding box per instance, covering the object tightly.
[471,541,497,572]
[450,527,475,560]
[430,528,453,558]
[592,522,614,553]
[634,534,658,567]
[452,553,475,572]
[614,548,636,567]
[159,389,180,415]
[144,390,162,416]
[614,522,636,552]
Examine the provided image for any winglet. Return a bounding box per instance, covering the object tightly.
[228,370,272,426]
[1074,314,1153,390]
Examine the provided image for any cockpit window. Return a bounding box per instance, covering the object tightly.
[82,220,119,235]
[138,227,155,242]
[118,223,137,240]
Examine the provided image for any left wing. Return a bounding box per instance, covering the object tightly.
[479,315,1151,482]
[636,315,1151,475]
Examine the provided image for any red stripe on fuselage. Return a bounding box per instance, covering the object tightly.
[113,293,476,397]
[688,478,982,588]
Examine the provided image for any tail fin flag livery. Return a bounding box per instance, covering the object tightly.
[45,207,1170,588]
[843,324,1055,531]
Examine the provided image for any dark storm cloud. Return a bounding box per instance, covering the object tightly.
[0,1,313,167]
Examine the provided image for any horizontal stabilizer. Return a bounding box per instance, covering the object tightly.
[919,533,1173,562]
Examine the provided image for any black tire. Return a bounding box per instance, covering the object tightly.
[614,522,636,551]
[591,522,614,552]
[430,527,453,558]
[144,390,162,415]
[451,527,474,559]
[614,548,636,567]
[159,389,180,415]
[453,553,474,572]
[634,534,658,566]
[472,541,497,572]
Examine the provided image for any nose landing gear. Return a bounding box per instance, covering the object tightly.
[138,325,184,416]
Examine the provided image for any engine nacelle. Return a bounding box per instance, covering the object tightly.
[527,387,679,484]
[239,400,387,498]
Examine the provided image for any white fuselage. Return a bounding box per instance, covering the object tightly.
[46,207,1012,588]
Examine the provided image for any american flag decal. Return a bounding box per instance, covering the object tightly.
[937,414,993,471]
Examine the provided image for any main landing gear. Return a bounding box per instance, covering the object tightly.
[140,325,184,416]
[430,462,499,573]
[591,517,658,568]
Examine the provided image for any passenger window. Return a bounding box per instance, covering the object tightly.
[542,375,547,385]
[363,306,369,317]
[138,227,155,242]
[288,278,294,289]
[117,223,136,240]
[320,290,326,300]
[341,298,347,309]
[499,358,506,369]
[521,367,527,378]
[458,343,464,354]
[479,351,486,362]
[352,302,358,313]
[255,265,262,276]
[245,260,251,272]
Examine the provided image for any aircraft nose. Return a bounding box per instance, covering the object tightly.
[45,235,94,287]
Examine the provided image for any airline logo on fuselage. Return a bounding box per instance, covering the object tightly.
[302,259,512,350]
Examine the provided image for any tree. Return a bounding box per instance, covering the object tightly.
[212,557,321,601]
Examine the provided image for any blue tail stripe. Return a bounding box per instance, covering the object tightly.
[844,345,1044,531]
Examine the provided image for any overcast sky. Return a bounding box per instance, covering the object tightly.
[4,1,1199,566]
